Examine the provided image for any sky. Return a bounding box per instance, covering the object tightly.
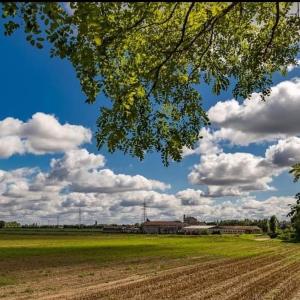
[1,27,300,225]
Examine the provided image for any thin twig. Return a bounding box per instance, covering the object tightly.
[148,3,195,95]
[262,2,280,57]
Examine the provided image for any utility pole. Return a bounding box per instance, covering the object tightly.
[56,215,59,227]
[143,199,147,223]
[78,207,82,227]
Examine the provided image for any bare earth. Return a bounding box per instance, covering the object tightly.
[1,250,300,300]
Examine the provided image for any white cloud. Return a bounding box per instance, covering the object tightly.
[49,149,105,180]
[23,113,92,154]
[265,137,300,167]
[287,59,300,72]
[188,152,275,197]
[183,79,300,197]
[0,170,294,223]
[207,78,300,145]
[47,149,169,194]
[182,128,222,157]
[187,135,300,197]
[0,152,296,223]
[0,117,23,136]
[0,136,25,158]
[69,169,169,194]
[176,188,212,205]
[0,113,92,158]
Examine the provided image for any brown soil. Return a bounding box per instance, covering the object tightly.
[1,250,299,300]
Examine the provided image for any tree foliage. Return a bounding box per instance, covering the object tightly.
[290,163,300,182]
[287,193,300,240]
[1,2,300,165]
[269,215,279,236]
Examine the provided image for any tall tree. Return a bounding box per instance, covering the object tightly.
[1,2,300,165]
[287,193,300,241]
[269,215,279,236]
[290,164,300,182]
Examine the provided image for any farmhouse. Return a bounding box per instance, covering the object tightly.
[209,225,262,234]
[142,221,183,234]
[183,225,215,235]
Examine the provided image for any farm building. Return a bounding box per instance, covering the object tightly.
[183,215,205,225]
[142,221,183,234]
[183,225,215,235]
[183,225,262,235]
[102,225,124,233]
[209,225,262,234]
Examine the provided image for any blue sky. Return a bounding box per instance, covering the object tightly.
[1,29,300,225]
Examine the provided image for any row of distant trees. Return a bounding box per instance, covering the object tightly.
[1,208,299,242]
[266,209,300,242]
[208,217,287,234]
[288,165,300,242]
[190,168,300,242]
[0,221,21,228]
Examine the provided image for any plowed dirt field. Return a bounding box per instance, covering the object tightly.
[0,232,299,300]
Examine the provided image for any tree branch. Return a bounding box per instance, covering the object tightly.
[148,2,238,97]
[182,2,238,52]
[262,2,280,57]
[188,27,215,80]
[139,3,179,30]
[148,2,195,95]
[126,3,150,31]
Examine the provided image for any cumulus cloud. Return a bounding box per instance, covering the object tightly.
[207,78,300,145]
[265,137,300,168]
[69,169,169,193]
[188,152,275,197]
[0,113,91,158]
[0,117,23,136]
[287,59,300,72]
[183,79,300,197]
[188,135,300,197]
[176,189,212,205]
[47,150,169,193]
[0,168,294,223]
[0,149,295,224]
[182,128,222,157]
[0,136,25,158]
[49,149,105,180]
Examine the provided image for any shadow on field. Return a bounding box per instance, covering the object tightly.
[0,244,170,272]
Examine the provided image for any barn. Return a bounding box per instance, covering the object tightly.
[208,225,262,234]
[183,225,215,235]
[142,221,183,234]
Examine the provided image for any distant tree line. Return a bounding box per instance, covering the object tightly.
[289,166,300,242]
[0,221,21,228]
[211,219,271,233]
[1,213,299,242]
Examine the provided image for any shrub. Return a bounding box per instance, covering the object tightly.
[277,229,293,241]
[268,232,278,239]
[200,229,209,235]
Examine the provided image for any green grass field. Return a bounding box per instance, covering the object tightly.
[0,230,300,299]
[0,231,285,262]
